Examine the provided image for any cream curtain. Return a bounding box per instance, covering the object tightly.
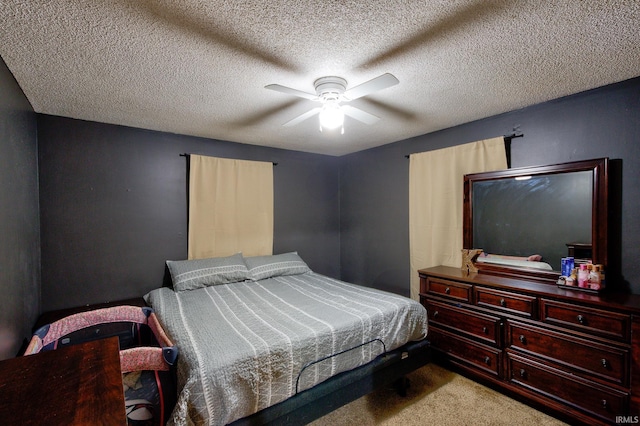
[188,155,274,259]
[409,137,508,300]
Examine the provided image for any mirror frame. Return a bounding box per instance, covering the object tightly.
[463,158,609,284]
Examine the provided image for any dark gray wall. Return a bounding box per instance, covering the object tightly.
[0,58,40,359]
[340,77,640,295]
[339,142,412,296]
[38,116,340,311]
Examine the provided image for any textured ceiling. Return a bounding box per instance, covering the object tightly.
[1,1,639,156]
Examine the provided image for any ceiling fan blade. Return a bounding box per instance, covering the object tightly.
[343,73,399,100]
[265,84,318,101]
[342,105,380,125]
[283,107,322,127]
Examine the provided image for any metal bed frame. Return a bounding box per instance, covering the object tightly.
[230,338,431,425]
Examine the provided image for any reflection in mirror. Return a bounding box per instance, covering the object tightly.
[463,158,609,284]
[472,171,592,271]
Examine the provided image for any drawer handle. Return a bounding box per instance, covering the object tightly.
[445,287,451,294]
[519,335,527,344]
[602,358,609,368]
[433,311,439,318]
[519,368,527,379]
[602,399,608,409]
[483,356,491,365]
[577,314,586,324]
[482,326,488,334]
[499,298,506,307]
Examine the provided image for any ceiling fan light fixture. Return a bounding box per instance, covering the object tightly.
[266,73,397,133]
[318,102,344,131]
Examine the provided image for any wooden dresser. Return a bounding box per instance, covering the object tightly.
[419,265,640,425]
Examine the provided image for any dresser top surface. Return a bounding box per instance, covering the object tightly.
[419,265,640,313]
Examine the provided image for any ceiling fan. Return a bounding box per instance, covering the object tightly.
[265,73,399,133]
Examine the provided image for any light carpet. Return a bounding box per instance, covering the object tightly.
[310,363,568,426]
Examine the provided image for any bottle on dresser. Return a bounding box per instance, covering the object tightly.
[591,264,605,290]
[577,264,589,288]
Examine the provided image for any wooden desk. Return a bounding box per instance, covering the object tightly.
[0,337,126,425]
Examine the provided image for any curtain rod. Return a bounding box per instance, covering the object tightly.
[504,132,524,139]
[180,153,278,166]
[404,133,523,158]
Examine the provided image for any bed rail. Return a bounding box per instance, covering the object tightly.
[295,338,386,394]
[232,339,431,426]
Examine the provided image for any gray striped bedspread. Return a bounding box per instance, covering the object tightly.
[145,272,428,425]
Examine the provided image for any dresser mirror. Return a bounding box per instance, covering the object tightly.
[463,158,609,283]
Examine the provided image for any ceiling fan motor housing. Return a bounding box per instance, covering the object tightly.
[314,76,347,102]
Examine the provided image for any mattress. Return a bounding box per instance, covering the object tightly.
[476,256,553,270]
[145,272,428,425]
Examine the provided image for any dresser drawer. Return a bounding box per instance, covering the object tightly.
[540,299,631,342]
[426,277,472,303]
[425,299,501,347]
[507,352,628,423]
[507,320,629,386]
[475,287,536,318]
[429,327,501,377]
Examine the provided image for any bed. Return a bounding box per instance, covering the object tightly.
[476,253,553,270]
[145,252,429,425]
